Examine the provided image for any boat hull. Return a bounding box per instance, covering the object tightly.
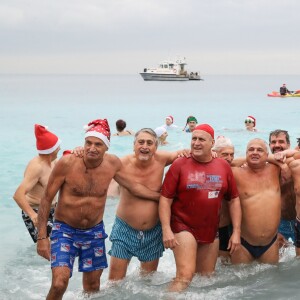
[140,73,189,81]
[267,91,300,97]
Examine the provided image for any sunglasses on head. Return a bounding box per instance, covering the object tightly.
[245,120,254,124]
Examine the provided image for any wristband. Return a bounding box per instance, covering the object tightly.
[37,236,47,241]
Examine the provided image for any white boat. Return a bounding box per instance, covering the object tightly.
[140,58,202,81]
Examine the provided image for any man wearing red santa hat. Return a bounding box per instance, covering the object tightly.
[37,119,159,299]
[13,124,61,243]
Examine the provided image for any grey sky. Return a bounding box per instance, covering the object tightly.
[0,0,299,74]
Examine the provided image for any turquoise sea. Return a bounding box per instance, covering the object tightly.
[1,74,300,299]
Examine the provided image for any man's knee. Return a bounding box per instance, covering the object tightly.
[82,270,102,292]
[50,276,69,296]
[83,277,100,292]
[109,257,129,280]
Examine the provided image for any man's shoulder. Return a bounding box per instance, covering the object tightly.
[120,153,133,164]
[104,153,121,166]
[26,156,47,173]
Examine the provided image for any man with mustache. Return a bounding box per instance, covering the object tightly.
[269,130,296,245]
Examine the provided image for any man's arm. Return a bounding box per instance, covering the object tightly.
[158,149,191,167]
[114,167,161,202]
[37,160,66,260]
[13,161,42,227]
[227,197,241,254]
[159,195,179,249]
[231,157,246,167]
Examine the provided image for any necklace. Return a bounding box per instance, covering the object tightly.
[82,158,103,173]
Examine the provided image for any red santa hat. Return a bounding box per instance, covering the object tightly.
[247,115,256,127]
[194,124,214,139]
[166,115,174,123]
[84,119,111,148]
[35,124,61,154]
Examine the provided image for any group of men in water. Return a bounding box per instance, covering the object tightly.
[13,117,300,298]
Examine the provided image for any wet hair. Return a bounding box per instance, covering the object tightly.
[116,119,126,132]
[134,128,158,147]
[297,138,300,147]
[213,137,234,151]
[269,129,290,144]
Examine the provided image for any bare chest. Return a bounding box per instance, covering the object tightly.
[66,171,113,198]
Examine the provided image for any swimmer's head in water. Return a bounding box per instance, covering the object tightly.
[116,119,126,132]
[154,126,167,138]
[245,116,256,127]
[187,116,198,124]
[166,115,174,124]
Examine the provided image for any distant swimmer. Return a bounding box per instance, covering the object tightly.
[244,115,257,132]
[154,126,169,146]
[159,124,241,292]
[161,115,178,130]
[37,119,157,299]
[280,83,291,96]
[183,115,198,132]
[13,124,61,243]
[113,119,134,136]
[231,139,281,265]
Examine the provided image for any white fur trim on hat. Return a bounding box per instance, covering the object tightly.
[37,139,61,154]
[85,132,110,148]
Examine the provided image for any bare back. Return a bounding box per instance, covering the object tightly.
[116,153,168,230]
[22,156,56,208]
[233,163,281,245]
[54,154,121,229]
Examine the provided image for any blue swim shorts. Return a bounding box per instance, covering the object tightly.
[279,219,295,243]
[108,216,164,262]
[50,220,108,277]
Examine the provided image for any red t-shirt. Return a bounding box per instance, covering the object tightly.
[161,156,239,243]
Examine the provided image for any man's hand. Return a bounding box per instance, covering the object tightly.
[162,228,180,249]
[30,212,38,227]
[37,239,51,261]
[177,149,191,158]
[72,146,84,157]
[228,230,241,255]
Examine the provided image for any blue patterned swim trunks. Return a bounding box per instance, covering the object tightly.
[50,220,108,277]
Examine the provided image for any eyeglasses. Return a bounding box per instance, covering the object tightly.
[245,120,254,124]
